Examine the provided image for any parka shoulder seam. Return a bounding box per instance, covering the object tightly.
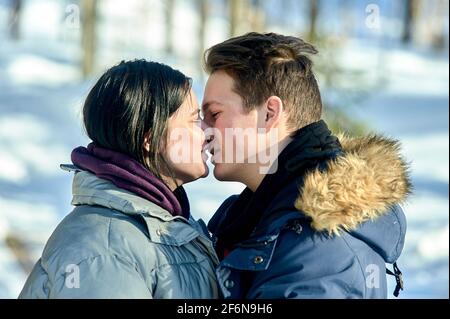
[340,234,367,298]
[55,253,146,281]
[107,216,112,251]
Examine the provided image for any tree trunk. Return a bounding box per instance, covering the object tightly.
[402,0,419,43]
[165,0,175,55]
[250,0,265,33]
[229,0,239,37]
[9,0,22,40]
[198,0,208,79]
[5,233,34,274]
[81,0,97,78]
[430,0,447,50]
[308,0,319,42]
[340,0,354,38]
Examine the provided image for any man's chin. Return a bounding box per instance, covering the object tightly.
[212,163,233,181]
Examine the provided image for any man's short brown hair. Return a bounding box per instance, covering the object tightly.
[204,32,322,130]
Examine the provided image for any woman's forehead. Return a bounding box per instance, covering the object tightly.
[179,90,200,115]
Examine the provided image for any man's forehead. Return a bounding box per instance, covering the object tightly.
[205,71,234,90]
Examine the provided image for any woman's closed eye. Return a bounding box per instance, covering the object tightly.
[193,112,204,126]
[192,118,202,127]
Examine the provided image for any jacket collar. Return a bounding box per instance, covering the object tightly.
[70,169,200,246]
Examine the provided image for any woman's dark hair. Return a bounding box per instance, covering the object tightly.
[83,59,192,180]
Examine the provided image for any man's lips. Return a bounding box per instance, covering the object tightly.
[203,135,224,164]
[203,137,215,155]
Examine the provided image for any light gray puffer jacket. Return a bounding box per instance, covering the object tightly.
[19,170,220,299]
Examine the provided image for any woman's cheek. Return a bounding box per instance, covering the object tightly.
[193,126,204,148]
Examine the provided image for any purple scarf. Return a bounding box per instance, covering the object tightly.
[71,143,190,219]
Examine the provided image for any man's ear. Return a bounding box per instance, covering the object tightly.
[264,96,283,130]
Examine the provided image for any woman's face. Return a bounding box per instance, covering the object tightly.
[165,89,209,186]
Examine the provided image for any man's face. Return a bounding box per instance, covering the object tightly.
[202,70,262,182]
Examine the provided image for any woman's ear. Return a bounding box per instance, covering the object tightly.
[142,131,152,153]
[264,96,283,130]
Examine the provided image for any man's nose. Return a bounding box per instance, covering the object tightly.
[201,120,215,143]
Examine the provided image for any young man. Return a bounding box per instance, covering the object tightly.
[202,32,411,299]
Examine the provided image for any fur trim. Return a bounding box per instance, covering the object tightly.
[295,134,412,235]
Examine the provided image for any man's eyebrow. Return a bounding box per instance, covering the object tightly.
[201,100,221,112]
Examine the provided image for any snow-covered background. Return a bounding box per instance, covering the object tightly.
[0,0,448,298]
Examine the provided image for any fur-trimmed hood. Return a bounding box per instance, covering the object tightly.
[295,134,412,235]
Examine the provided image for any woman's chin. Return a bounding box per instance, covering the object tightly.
[181,163,209,185]
[199,162,210,178]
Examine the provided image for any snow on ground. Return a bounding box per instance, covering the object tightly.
[346,41,449,298]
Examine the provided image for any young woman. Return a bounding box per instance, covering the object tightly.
[19,60,219,298]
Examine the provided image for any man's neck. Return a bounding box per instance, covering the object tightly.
[244,167,265,193]
[243,135,292,192]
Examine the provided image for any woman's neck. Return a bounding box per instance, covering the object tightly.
[161,175,182,192]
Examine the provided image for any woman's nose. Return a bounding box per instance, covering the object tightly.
[201,119,209,131]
